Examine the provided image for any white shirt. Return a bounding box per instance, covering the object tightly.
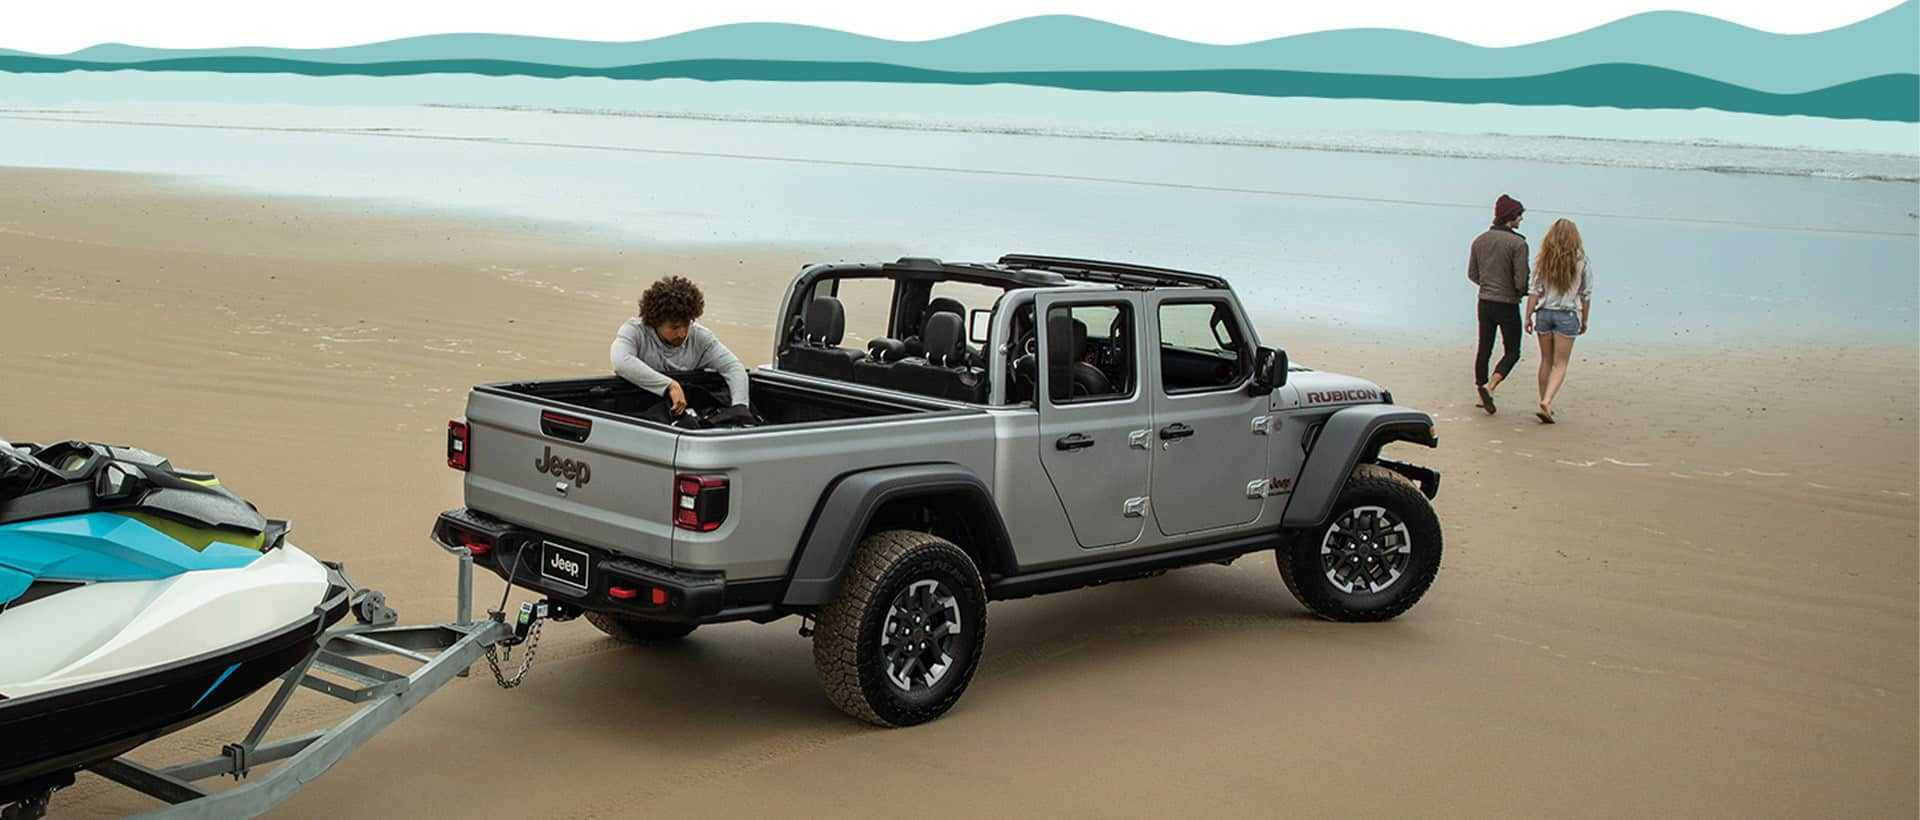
[1532,256,1593,312]
[609,319,750,406]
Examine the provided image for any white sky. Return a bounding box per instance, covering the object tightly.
[3,0,1907,53]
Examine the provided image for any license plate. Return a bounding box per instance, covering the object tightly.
[540,541,589,590]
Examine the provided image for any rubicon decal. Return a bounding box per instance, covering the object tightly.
[534,446,592,486]
[1306,389,1379,404]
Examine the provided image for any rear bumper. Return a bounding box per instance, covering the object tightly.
[431,508,783,625]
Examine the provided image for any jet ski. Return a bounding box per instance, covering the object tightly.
[0,438,348,808]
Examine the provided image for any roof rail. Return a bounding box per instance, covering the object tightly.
[996,254,1227,290]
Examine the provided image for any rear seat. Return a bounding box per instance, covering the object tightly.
[777,296,865,382]
[879,312,987,403]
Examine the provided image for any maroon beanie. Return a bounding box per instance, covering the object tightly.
[1494,194,1524,226]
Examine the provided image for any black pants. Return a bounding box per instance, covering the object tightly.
[1475,299,1522,385]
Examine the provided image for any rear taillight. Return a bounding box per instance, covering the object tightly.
[447,419,469,471]
[673,474,729,532]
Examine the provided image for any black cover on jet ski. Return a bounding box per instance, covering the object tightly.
[0,440,272,538]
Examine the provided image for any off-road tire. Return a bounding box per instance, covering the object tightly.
[812,529,987,727]
[1278,469,1442,622]
[1352,462,1417,488]
[585,612,698,644]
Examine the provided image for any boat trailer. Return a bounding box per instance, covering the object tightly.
[4,542,561,820]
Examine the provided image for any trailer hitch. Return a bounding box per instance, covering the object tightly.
[482,598,579,688]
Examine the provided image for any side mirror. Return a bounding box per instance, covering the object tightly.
[968,308,992,345]
[1248,346,1288,395]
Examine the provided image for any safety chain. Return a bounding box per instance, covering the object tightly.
[483,617,544,688]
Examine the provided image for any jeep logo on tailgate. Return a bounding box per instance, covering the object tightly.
[534,446,592,486]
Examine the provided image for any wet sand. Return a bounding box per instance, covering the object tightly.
[2,167,1913,819]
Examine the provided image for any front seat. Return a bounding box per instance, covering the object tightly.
[1048,313,1113,400]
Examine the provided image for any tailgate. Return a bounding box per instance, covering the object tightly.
[461,389,677,568]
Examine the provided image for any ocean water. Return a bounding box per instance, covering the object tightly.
[1,72,1915,345]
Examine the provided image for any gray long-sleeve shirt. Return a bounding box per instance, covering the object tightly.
[1466,226,1531,305]
[610,318,750,406]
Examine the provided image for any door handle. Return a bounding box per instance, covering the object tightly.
[1055,433,1096,451]
[1158,423,1195,441]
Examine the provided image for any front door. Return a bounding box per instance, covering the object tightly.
[1035,293,1151,549]
[1147,294,1270,536]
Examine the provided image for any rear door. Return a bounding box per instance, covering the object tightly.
[462,389,679,570]
[1146,293,1269,536]
[1035,292,1151,549]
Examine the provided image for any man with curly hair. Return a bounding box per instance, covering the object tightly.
[611,275,749,415]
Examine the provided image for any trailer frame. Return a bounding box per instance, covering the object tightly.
[58,545,515,819]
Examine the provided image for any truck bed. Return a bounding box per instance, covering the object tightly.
[479,370,961,431]
[460,369,996,581]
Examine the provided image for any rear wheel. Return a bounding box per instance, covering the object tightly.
[812,529,987,727]
[585,612,698,644]
[1278,468,1442,622]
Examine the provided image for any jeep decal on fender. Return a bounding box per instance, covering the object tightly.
[534,446,592,486]
[1305,388,1379,405]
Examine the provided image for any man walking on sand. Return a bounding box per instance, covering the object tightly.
[1467,194,1530,414]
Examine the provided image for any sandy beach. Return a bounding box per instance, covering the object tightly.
[2,166,1914,818]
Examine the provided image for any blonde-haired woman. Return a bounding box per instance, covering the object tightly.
[1524,219,1592,423]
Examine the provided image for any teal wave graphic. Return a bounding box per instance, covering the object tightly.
[2,57,1914,122]
[4,1,1912,95]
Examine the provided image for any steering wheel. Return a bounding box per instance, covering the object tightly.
[1014,328,1036,359]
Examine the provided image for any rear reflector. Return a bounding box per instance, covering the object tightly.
[650,588,669,606]
[447,419,470,471]
[608,584,638,600]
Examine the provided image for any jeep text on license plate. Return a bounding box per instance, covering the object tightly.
[541,541,589,590]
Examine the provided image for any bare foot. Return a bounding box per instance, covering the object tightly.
[1536,401,1555,424]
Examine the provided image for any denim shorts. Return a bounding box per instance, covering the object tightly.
[1535,308,1581,337]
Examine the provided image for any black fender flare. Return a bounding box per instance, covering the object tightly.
[1282,405,1437,528]
[781,463,1014,607]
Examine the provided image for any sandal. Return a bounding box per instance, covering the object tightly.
[1536,408,1555,424]
[1477,385,1496,415]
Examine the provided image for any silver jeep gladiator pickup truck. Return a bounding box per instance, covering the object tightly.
[434,254,1442,726]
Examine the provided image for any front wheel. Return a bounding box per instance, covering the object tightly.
[812,530,987,727]
[1278,468,1442,622]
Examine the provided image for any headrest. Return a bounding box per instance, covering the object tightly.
[923,297,966,329]
[1070,318,1089,358]
[804,296,846,346]
[1046,312,1076,372]
[922,312,965,366]
[867,337,906,362]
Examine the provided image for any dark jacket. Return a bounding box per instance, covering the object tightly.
[1467,226,1530,305]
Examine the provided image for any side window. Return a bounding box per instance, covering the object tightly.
[1158,301,1248,393]
[1045,302,1135,404]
